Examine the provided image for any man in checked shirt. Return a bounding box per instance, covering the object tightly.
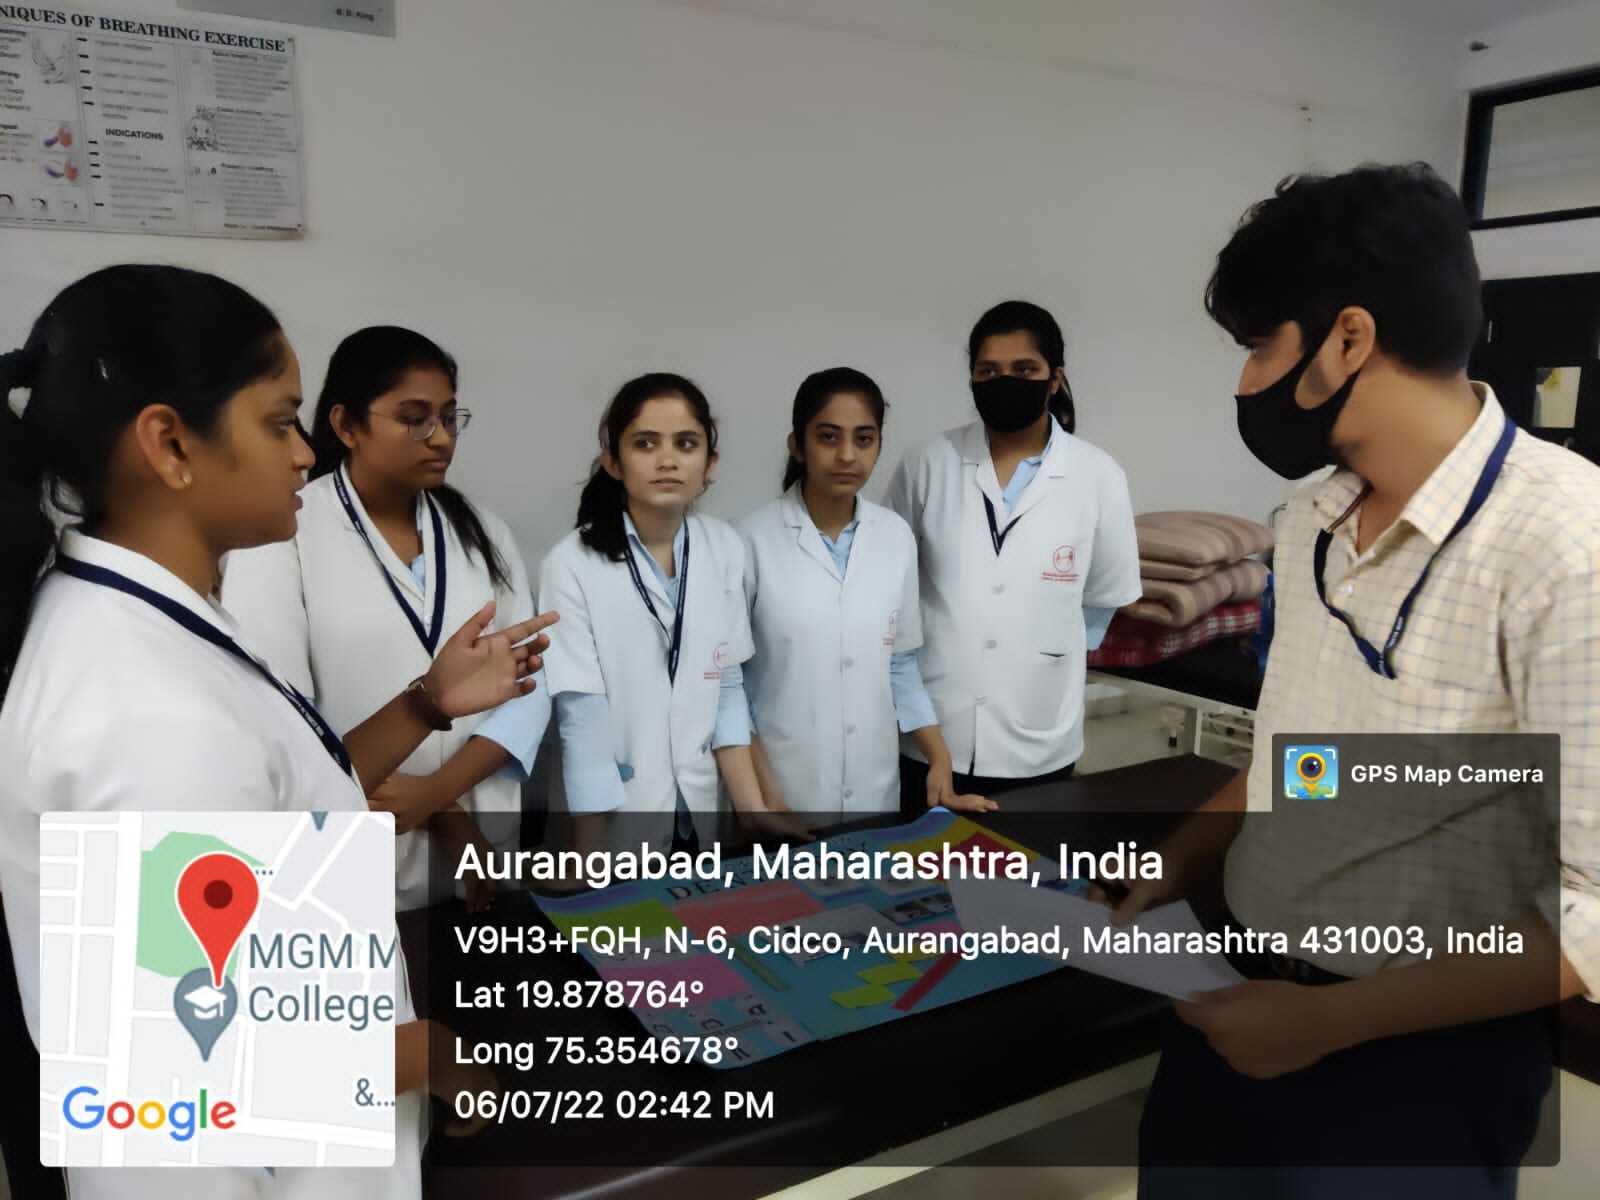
[1114,163,1600,1199]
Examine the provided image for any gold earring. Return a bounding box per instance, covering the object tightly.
[178,470,192,487]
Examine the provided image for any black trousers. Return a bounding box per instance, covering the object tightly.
[1138,1001,1554,1199]
[1,898,67,1199]
[897,754,1074,817]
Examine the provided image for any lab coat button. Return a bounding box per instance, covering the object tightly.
[842,657,854,669]
[846,724,856,735]
[984,638,997,649]
[843,789,854,800]
[993,584,1005,594]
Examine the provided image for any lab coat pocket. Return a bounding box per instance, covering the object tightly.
[1015,650,1072,729]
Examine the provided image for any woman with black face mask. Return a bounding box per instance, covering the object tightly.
[885,300,1141,811]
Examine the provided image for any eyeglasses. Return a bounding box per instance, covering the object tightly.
[370,408,473,441]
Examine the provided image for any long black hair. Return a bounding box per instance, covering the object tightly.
[1,264,286,700]
[577,373,718,562]
[308,325,509,590]
[782,366,887,492]
[967,300,1076,433]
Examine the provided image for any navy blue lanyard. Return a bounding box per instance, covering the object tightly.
[333,469,447,654]
[1313,418,1515,680]
[56,556,354,776]
[623,522,689,684]
[983,495,1022,556]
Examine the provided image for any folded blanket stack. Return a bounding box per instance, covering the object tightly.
[1087,601,1262,669]
[1088,511,1273,669]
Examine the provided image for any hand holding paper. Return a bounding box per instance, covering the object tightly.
[1174,980,1343,1078]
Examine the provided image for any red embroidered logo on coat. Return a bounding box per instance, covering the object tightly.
[1043,545,1080,582]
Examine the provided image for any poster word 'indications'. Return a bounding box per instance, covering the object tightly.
[0,5,304,238]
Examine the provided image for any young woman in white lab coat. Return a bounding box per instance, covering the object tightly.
[539,373,792,851]
[0,266,551,1200]
[886,301,1142,805]
[222,327,548,911]
[740,367,995,821]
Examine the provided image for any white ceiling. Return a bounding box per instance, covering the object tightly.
[673,1,1598,42]
[1328,0,1594,35]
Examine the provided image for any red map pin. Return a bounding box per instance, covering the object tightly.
[177,854,260,988]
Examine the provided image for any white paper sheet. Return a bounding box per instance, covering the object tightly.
[950,876,1245,999]
[775,903,899,965]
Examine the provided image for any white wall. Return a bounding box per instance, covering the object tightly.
[1462,1,1600,279]
[2,0,1463,567]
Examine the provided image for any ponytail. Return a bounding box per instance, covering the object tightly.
[577,373,717,562]
[576,467,631,561]
[1050,374,1076,434]
[431,486,510,591]
[0,346,53,702]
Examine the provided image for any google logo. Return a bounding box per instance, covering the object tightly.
[62,1086,236,1142]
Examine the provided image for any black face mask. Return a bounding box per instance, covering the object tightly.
[1235,341,1360,479]
[972,375,1052,434]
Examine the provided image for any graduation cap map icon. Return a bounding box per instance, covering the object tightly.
[172,853,258,1061]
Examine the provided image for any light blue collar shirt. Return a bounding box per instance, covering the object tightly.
[996,415,1061,517]
[813,504,861,577]
[623,511,689,608]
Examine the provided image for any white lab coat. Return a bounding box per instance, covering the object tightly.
[221,465,547,910]
[739,488,923,818]
[537,514,753,844]
[0,530,423,1200]
[886,419,1142,778]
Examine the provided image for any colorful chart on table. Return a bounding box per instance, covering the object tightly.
[532,810,1087,1068]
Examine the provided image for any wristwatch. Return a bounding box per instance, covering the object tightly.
[404,675,453,731]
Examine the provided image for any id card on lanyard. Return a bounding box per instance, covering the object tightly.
[1314,417,1515,680]
[334,467,448,655]
[624,521,689,684]
[56,556,355,776]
